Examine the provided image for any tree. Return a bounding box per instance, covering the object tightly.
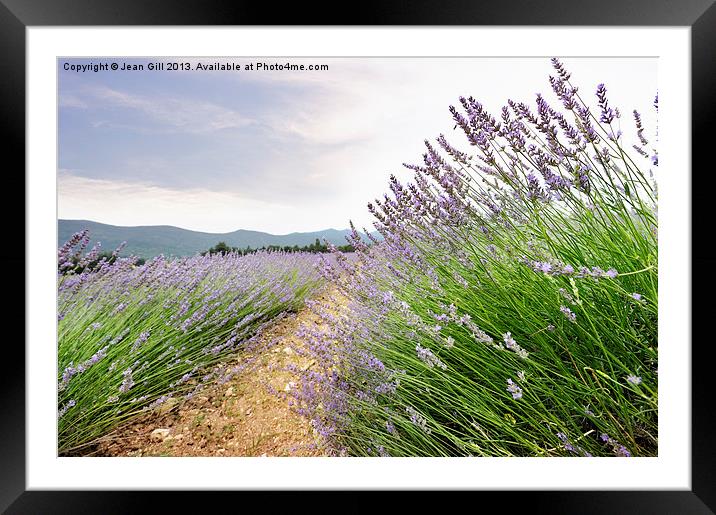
[204,241,233,255]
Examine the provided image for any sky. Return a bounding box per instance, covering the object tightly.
[58,57,657,234]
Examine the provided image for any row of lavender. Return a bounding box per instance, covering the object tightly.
[291,59,658,456]
[58,234,324,454]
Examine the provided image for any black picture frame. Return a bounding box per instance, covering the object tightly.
[4,1,714,512]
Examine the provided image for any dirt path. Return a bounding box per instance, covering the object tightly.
[94,285,345,457]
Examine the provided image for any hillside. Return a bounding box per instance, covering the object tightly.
[58,219,373,259]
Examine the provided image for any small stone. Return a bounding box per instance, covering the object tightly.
[283,347,294,355]
[225,386,235,397]
[150,428,170,442]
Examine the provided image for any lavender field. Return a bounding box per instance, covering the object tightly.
[57,240,324,454]
[58,58,657,457]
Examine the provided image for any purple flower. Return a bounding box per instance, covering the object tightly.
[526,173,545,201]
[405,406,431,434]
[506,378,523,400]
[416,344,447,370]
[615,445,632,457]
[626,375,642,385]
[147,395,171,410]
[550,57,571,81]
[596,83,615,124]
[131,331,150,352]
[119,368,135,393]
[560,305,577,323]
[528,260,582,277]
[503,332,529,359]
[58,399,76,418]
[503,332,517,349]
[113,302,128,314]
[557,431,592,456]
[600,433,632,457]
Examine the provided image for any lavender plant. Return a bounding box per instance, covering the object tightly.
[57,233,324,454]
[294,59,658,457]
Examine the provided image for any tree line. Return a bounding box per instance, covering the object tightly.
[202,238,355,256]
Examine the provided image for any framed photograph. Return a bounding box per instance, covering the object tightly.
[6,0,715,512]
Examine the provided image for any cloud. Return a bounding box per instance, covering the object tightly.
[256,58,658,150]
[57,171,356,234]
[59,94,88,109]
[147,57,404,146]
[78,86,255,134]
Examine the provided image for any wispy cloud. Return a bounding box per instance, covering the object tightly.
[59,94,88,109]
[57,171,354,234]
[66,86,255,134]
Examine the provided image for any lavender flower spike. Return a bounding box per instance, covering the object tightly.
[503,332,529,359]
[560,305,577,323]
[506,378,523,400]
[626,375,642,385]
[596,83,615,124]
[416,344,448,370]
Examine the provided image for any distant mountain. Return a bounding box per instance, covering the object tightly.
[58,219,378,259]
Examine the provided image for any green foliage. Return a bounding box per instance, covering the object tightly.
[202,240,355,256]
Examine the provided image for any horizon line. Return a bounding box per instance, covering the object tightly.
[57,218,377,237]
